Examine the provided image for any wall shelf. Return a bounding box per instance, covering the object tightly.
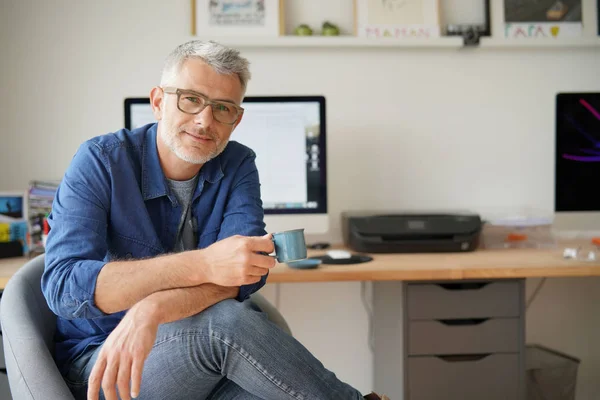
[479,37,600,48]
[199,35,600,49]
[207,36,464,49]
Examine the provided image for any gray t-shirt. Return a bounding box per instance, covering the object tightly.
[166,175,198,252]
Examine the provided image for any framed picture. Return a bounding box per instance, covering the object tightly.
[0,193,24,220]
[503,0,583,38]
[354,0,441,39]
[192,0,283,37]
[443,0,491,42]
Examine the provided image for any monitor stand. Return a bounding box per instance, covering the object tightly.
[264,214,329,235]
[553,212,600,238]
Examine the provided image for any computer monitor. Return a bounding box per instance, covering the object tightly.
[124,95,328,234]
[554,92,600,233]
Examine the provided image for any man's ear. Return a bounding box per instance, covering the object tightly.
[231,112,244,131]
[149,87,164,121]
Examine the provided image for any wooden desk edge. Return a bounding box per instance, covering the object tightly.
[266,265,600,283]
[3,244,600,289]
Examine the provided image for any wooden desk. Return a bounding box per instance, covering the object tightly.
[0,257,29,290]
[267,245,600,283]
[2,244,600,289]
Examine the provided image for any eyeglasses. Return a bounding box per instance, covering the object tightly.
[161,87,244,125]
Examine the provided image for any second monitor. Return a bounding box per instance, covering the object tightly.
[124,95,328,234]
[554,92,600,234]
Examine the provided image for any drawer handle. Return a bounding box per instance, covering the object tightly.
[438,282,489,291]
[437,318,489,326]
[436,354,491,363]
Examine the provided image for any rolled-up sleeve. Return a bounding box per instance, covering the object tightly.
[217,151,268,301]
[41,142,111,320]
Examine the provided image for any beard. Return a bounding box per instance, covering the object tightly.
[160,121,228,165]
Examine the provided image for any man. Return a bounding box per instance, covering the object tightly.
[42,40,389,400]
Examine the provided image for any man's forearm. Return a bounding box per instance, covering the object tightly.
[141,284,239,325]
[94,251,208,314]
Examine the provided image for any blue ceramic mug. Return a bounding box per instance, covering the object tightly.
[271,229,307,263]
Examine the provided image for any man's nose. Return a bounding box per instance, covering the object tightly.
[193,105,214,126]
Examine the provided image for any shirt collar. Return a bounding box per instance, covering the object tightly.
[142,124,224,202]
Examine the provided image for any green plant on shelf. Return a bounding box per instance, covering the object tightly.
[321,21,340,36]
[294,24,313,36]
[293,21,340,36]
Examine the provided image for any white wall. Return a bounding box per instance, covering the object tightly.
[1,0,600,398]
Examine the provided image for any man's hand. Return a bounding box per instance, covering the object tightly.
[88,283,238,400]
[196,233,276,287]
[87,300,159,400]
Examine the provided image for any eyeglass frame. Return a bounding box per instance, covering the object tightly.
[161,86,244,125]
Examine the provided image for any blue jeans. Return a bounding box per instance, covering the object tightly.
[64,299,364,399]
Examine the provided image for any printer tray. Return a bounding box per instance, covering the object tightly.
[347,232,480,253]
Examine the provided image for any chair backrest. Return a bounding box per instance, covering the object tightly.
[250,293,292,336]
[0,254,75,400]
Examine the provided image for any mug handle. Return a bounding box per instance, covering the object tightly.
[266,237,277,259]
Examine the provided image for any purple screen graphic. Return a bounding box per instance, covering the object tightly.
[555,92,600,212]
[561,98,600,162]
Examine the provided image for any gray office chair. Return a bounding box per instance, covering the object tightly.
[0,254,290,400]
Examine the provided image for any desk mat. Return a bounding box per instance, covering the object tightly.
[309,254,373,265]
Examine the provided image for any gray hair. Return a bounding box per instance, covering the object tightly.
[160,40,251,94]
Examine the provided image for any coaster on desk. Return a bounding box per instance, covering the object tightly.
[309,254,373,265]
[287,259,322,269]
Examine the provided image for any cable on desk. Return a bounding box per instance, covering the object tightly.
[360,282,374,353]
[526,278,547,311]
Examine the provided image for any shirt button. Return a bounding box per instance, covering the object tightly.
[125,253,132,259]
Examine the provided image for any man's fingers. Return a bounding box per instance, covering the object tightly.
[249,253,276,270]
[130,357,144,399]
[247,264,270,277]
[116,356,133,400]
[247,235,274,254]
[87,355,107,400]
[101,356,120,400]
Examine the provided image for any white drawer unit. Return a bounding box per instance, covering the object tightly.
[405,280,525,400]
[372,279,526,399]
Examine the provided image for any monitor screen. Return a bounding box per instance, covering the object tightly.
[234,96,326,216]
[555,92,600,212]
[124,98,156,131]
[124,95,328,233]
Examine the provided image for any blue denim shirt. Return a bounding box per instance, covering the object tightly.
[41,123,267,374]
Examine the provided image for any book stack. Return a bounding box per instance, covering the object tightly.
[0,192,28,259]
[28,180,59,256]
